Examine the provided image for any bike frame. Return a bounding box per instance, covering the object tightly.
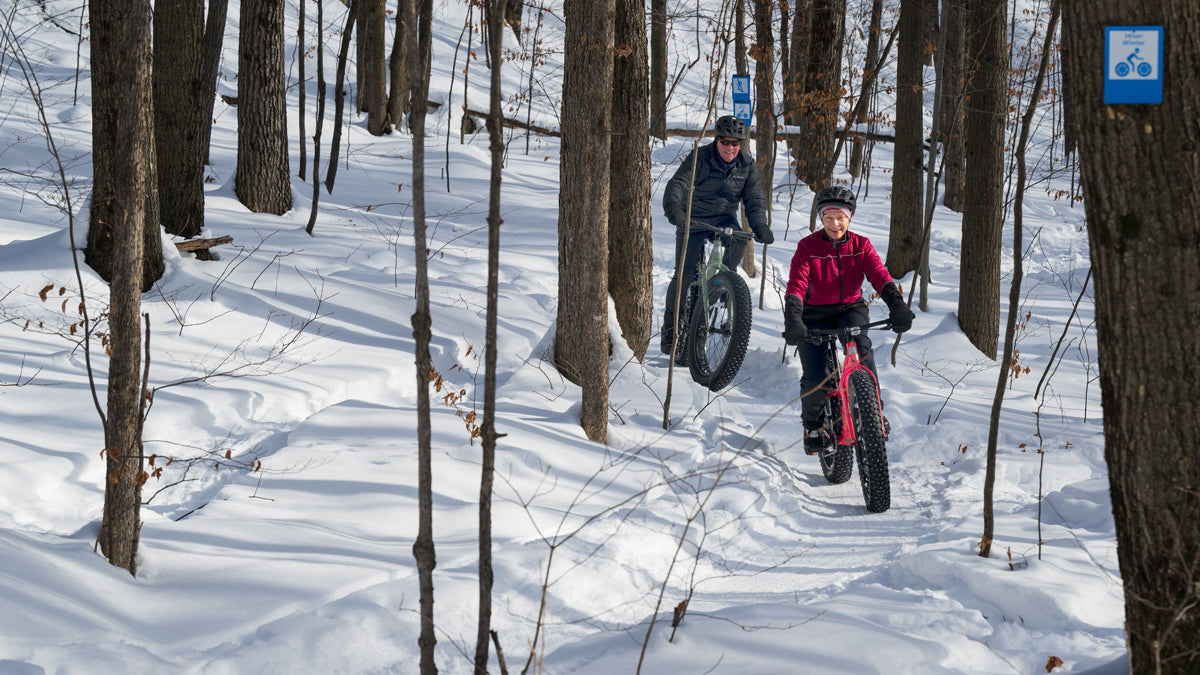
[687,223,752,302]
[814,320,890,446]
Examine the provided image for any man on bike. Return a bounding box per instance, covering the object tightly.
[660,115,774,356]
[781,186,915,453]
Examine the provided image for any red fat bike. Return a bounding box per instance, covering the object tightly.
[803,320,892,513]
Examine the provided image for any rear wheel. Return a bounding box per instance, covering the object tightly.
[849,369,890,513]
[819,395,853,484]
[687,270,752,390]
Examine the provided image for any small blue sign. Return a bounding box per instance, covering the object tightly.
[731,75,751,102]
[733,101,752,124]
[1104,26,1163,104]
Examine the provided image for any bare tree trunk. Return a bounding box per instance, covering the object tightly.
[783,0,809,173]
[86,0,163,293]
[388,0,413,129]
[609,0,653,360]
[957,0,1006,359]
[409,1,438,672]
[886,0,925,277]
[298,0,307,180]
[849,0,883,178]
[796,0,844,189]
[305,0,327,234]
[557,0,613,444]
[361,0,389,134]
[734,0,746,76]
[199,0,229,165]
[236,0,292,214]
[752,0,775,219]
[475,4,505,670]
[650,0,666,139]
[154,0,205,238]
[89,0,153,575]
[1062,2,1200,671]
[939,0,966,212]
[982,2,1058,560]
[325,0,356,194]
[779,1,790,85]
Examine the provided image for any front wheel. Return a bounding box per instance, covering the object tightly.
[687,270,752,390]
[819,394,853,484]
[849,369,890,513]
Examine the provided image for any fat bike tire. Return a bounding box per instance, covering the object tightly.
[819,396,853,484]
[687,270,752,390]
[673,287,698,367]
[849,370,890,513]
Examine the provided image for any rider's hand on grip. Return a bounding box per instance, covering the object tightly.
[880,282,914,334]
[783,294,807,345]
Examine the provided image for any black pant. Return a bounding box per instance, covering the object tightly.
[796,301,879,430]
[663,217,747,333]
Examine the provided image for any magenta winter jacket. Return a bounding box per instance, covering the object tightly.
[786,230,895,306]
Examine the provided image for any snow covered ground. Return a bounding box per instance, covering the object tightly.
[0,1,1127,672]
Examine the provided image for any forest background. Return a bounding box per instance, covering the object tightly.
[1,0,1197,673]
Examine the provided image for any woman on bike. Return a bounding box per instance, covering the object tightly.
[660,115,774,356]
[781,186,915,452]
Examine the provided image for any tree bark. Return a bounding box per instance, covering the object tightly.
[783,0,809,168]
[557,0,613,444]
[86,0,163,293]
[849,0,882,178]
[476,4,505,670]
[154,0,206,238]
[89,0,152,575]
[886,0,925,277]
[360,0,389,134]
[734,0,747,76]
[325,0,356,194]
[1062,2,1200,672]
[305,0,328,234]
[236,0,292,215]
[746,0,776,279]
[957,0,1006,359]
[609,0,653,360]
[650,0,667,139]
[795,0,844,189]
[410,1,437,671]
[198,0,229,165]
[939,0,966,212]
[388,0,413,130]
[982,0,1059,561]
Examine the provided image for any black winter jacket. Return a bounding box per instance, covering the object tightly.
[662,142,769,237]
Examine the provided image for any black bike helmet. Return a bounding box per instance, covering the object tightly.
[714,115,747,140]
[814,185,857,216]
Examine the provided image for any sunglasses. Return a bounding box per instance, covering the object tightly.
[718,138,742,147]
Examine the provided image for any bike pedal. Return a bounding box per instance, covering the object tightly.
[803,430,827,455]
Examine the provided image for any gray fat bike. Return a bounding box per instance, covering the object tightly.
[674,222,755,391]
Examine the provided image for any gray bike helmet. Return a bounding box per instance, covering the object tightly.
[714,115,747,140]
[814,185,857,216]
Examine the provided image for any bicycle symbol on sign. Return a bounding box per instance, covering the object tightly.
[1115,48,1152,78]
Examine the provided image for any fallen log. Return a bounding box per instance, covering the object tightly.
[174,235,232,260]
[458,105,897,144]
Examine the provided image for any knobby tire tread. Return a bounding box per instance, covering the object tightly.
[687,270,752,391]
[819,394,853,484]
[850,369,890,513]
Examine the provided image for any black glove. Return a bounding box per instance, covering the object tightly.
[754,228,774,245]
[881,282,915,334]
[782,294,807,345]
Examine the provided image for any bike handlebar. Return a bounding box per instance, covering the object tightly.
[804,319,893,342]
[688,221,756,241]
